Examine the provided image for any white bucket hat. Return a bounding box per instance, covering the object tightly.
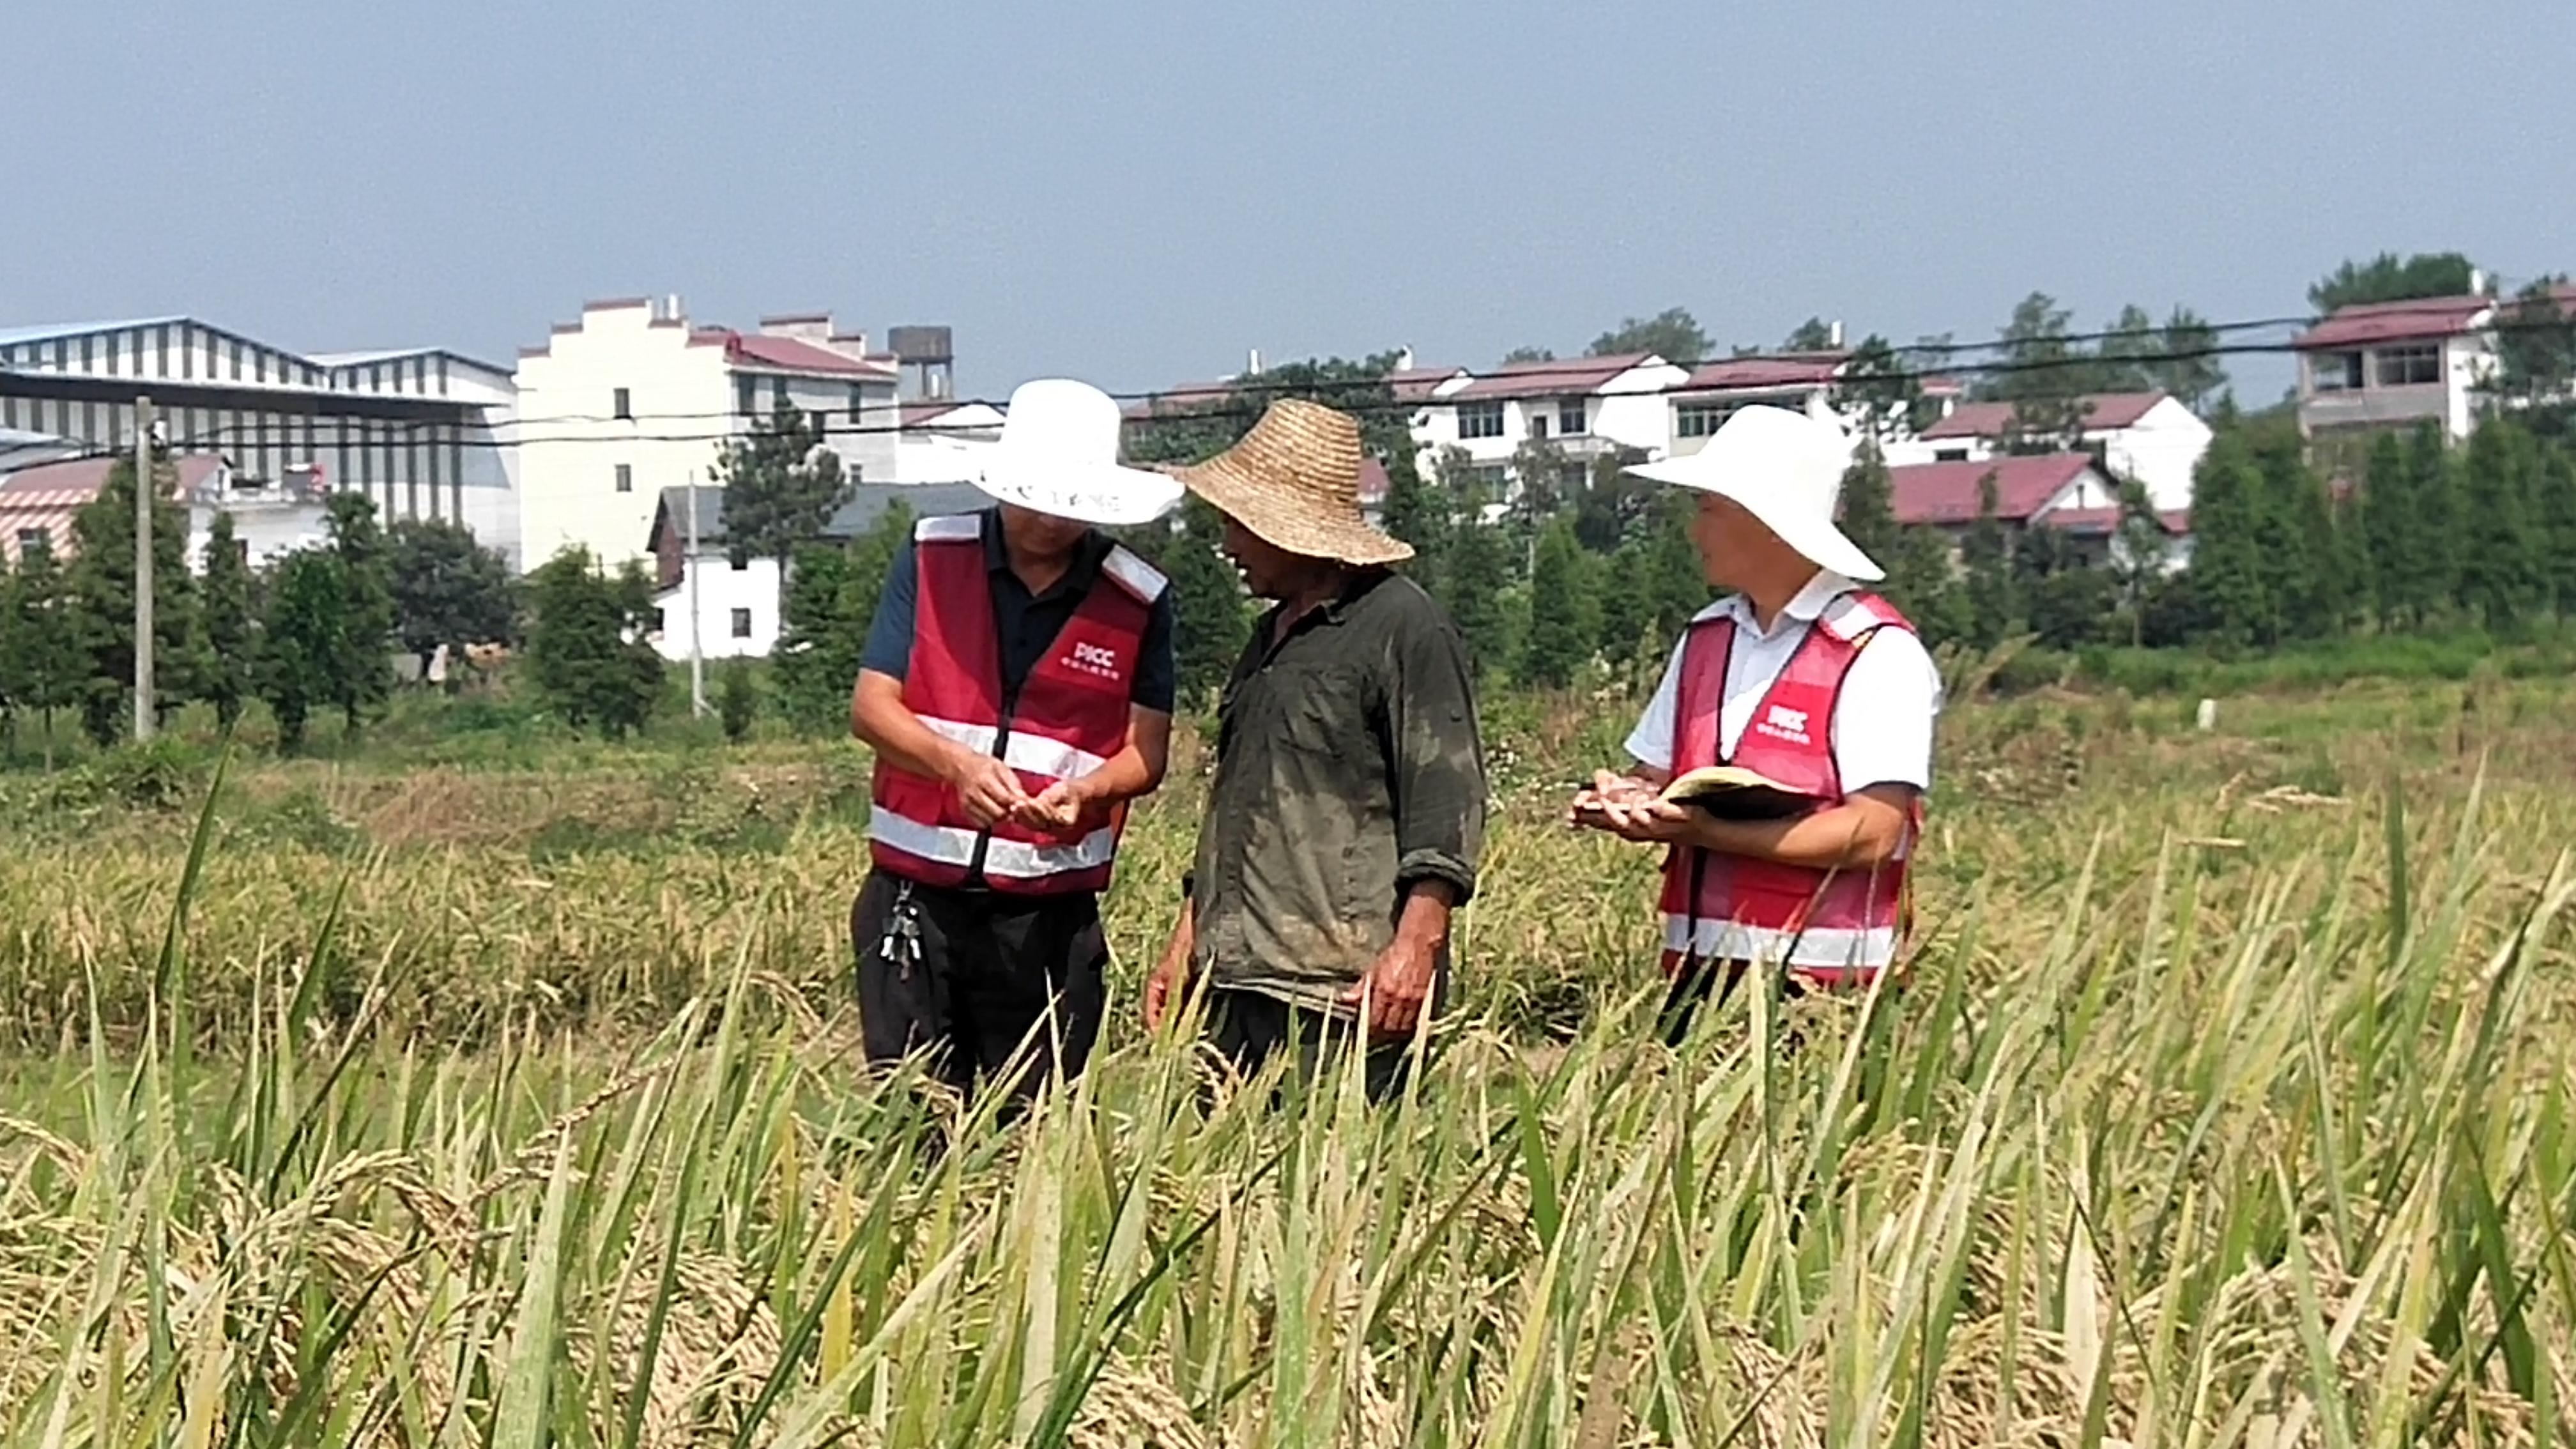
[1622,404,1882,582]
[972,378,1183,527]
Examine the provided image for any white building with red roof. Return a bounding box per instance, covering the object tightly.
[1407,351,1687,496]
[2292,279,2576,466]
[512,296,905,572]
[1880,390,2211,512]
[1886,452,2189,574]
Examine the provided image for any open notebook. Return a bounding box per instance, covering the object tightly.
[1659,765,1824,820]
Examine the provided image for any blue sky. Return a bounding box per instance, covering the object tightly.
[4,0,2570,406]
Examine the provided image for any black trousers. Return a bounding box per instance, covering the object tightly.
[850,867,1108,1102]
[1202,972,1445,1107]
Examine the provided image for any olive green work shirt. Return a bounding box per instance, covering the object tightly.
[1186,569,1488,1013]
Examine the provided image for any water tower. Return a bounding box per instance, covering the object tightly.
[887,326,955,401]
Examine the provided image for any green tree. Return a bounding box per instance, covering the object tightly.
[2309,251,2482,312]
[2147,306,2228,413]
[1832,335,1938,441]
[388,517,517,687]
[1960,473,2017,647]
[2091,303,2160,394]
[1519,519,1600,688]
[1781,316,1839,352]
[199,513,259,733]
[712,402,854,569]
[2406,422,2463,624]
[774,503,913,735]
[2248,426,2343,637]
[65,452,202,746]
[2184,433,2273,644]
[1982,291,2087,402]
[2455,418,2549,630]
[1,544,84,763]
[1588,307,1709,362]
[1836,441,1901,572]
[717,658,758,742]
[525,546,664,739]
[2110,477,2172,642]
[1438,461,1515,675]
[259,549,345,753]
[1887,528,1974,648]
[2537,440,2576,615]
[1499,345,1556,365]
[319,493,397,737]
[2483,279,2576,436]
[1376,450,1445,592]
[2358,431,2413,627]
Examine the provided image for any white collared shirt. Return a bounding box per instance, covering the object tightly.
[1623,571,1943,792]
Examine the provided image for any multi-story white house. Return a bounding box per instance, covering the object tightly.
[642,479,990,663]
[512,297,905,574]
[1662,353,1853,460]
[0,316,519,561]
[1407,351,1687,495]
[1880,390,2211,513]
[2292,280,2576,473]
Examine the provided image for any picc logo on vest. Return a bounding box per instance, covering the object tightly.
[1066,641,1124,682]
[1755,703,1812,746]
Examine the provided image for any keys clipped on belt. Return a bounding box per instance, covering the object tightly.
[880,881,924,980]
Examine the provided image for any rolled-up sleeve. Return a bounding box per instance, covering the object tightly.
[1382,611,1487,903]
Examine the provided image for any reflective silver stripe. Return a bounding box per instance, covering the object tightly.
[1098,544,1169,603]
[1661,914,1896,969]
[914,713,1110,781]
[916,513,981,542]
[868,805,1116,879]
[870,806,977,864]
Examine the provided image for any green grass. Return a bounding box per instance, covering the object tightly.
[4,679,2576,1445]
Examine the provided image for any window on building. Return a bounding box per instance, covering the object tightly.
[2312,351,2364,392]
[1471,463,1510,494]
[1676,402,1728,438]
[848,382,867,424]
[772,376,790,410]
[1530,414,1550,440]
[2374,344,2441,387]
[1457,401,1506,440]
[613,387,632,420]
[736,374,758,417]
[17,526,49,559]
[228,537,250,567]
[1935,447,1970,463]
[615,464,633,493]
[730,608,753,639]
[1558,398,1588,435]
[729,555,748,571]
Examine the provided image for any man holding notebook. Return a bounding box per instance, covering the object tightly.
[1568,406,1941,1041]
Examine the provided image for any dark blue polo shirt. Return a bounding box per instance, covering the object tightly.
[860,507,1178,713]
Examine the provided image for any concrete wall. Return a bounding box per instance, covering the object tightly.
[651,551,784,661]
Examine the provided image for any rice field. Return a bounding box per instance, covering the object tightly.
[6,671,2576,1446]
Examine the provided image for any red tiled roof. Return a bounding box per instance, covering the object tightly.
[1357,457,1390,504]
[1450,352,1657,401]
[1,455,220,564]
[899,401,961,428]
[1388,366,1466,403]
[1919,392,2168,440]
[1678,352,1846,392]
[2293,295,2491,349]
[710,332,897,378]
[1888,453,2095,526]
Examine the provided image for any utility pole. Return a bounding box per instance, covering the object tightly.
[132,396,155,741]
[686,471,707,717]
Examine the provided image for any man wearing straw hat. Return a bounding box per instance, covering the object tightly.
[1143,399,1487,1102]
[850,378,1183,1103]
[1568,404,1940,1041]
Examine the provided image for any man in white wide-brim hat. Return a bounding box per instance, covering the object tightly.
[1568,404,1942,1041]
[850,377,1183,1107]
[1142,398,1487,1105]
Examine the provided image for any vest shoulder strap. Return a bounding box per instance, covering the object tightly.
[1098,544,1170,604]
[915,514,981,544]
[1815,590,1913,645]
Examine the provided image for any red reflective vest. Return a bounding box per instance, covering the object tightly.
[1655,590,1921,988]
[867,514,1167,895]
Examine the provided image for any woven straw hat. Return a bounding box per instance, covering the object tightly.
[1172,399,1413,565]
